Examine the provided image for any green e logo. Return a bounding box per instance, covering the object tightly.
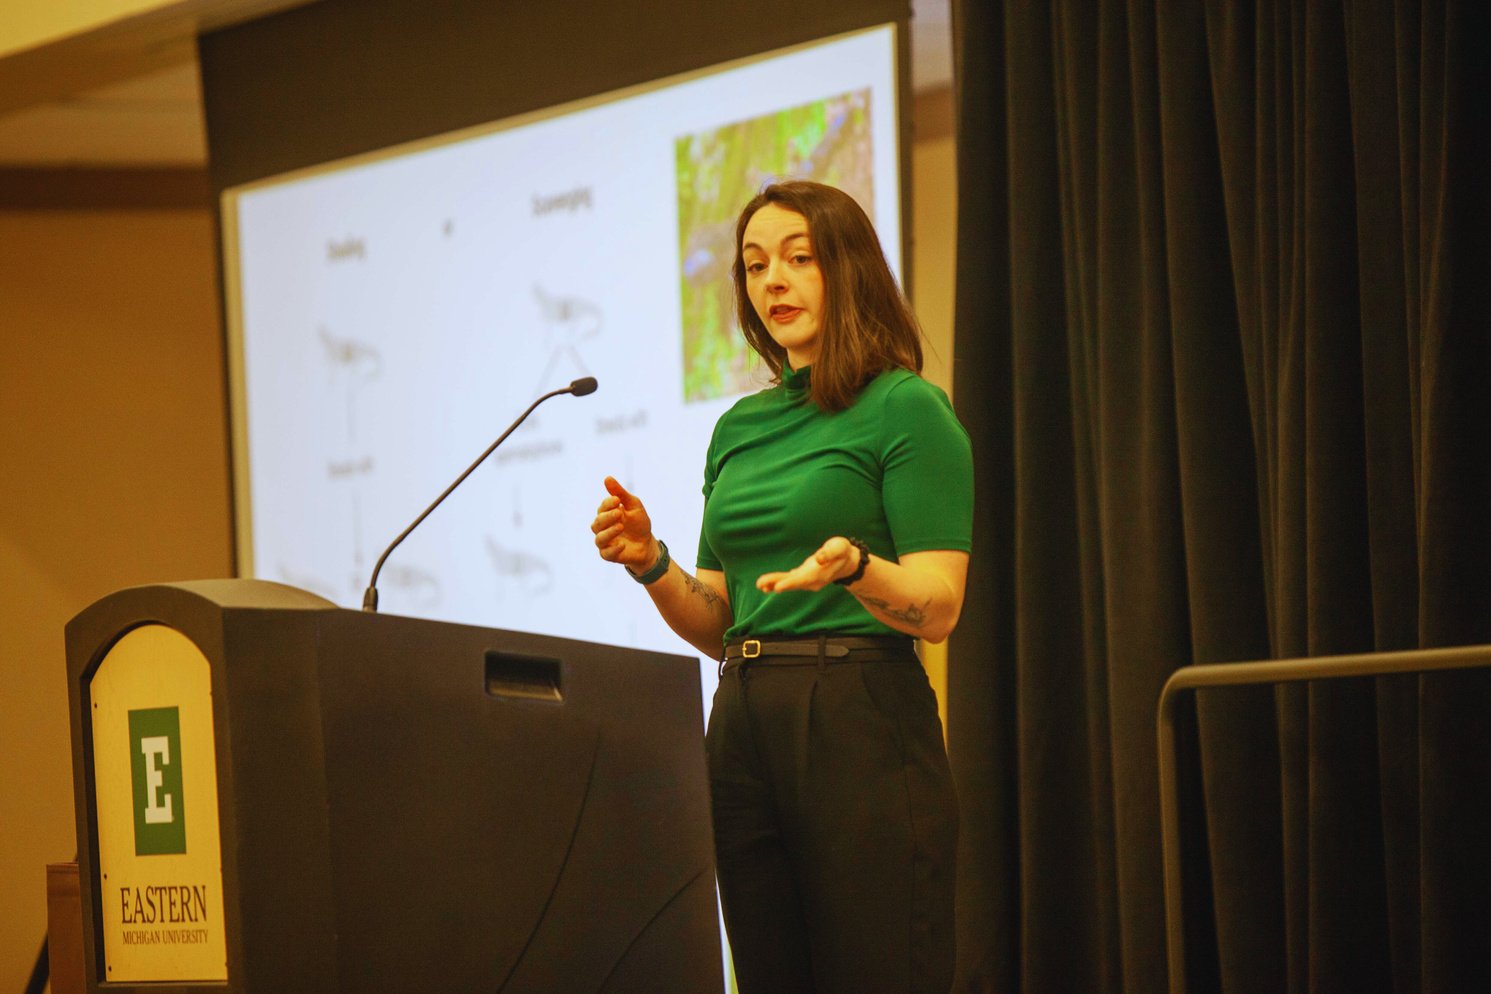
[128,707,186,855]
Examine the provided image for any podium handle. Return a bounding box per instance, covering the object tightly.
[485,651,563,702]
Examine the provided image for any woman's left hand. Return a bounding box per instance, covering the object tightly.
[756,536,859,593]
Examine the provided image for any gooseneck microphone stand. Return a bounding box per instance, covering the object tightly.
[361,376,598,612]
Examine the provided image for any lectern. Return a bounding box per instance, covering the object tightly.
[65,579,723,993]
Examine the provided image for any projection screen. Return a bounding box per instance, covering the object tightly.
[222,24,903,703]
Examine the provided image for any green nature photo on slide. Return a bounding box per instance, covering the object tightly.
[675,89,875,403]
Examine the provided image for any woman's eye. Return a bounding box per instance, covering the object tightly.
[746,261,765,274]
[792,254,812,264]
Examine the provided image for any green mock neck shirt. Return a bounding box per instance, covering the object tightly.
[696,364,973,644]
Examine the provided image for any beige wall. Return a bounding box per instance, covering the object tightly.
[912,134,958,397]
[0,209,230,987]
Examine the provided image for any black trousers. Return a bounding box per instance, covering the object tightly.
[705,642,959,994]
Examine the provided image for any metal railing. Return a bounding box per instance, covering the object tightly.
[1157,644,1491,994]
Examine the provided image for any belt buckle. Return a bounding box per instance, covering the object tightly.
[742,639,761,659]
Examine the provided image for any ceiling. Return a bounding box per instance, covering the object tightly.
[0,0,953,168]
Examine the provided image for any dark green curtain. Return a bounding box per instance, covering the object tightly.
[946,1,1491,991]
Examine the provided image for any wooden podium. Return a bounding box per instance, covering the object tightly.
[64,579,722,993]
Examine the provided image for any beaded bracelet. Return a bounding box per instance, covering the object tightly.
[832,537,871,587]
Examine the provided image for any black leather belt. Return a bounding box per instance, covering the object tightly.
[721,635,914,662]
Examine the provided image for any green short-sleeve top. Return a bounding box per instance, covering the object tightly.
[696,364,974,643]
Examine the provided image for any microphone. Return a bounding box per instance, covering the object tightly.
[361,376,599,612]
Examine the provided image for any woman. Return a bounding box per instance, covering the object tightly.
[591,180,972,993]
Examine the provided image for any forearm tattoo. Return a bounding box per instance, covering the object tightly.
[855,593,932,629]
[684,571,724,610]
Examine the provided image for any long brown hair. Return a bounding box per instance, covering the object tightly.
[732,181,923,411]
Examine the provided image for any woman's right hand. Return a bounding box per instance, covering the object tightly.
[591,476,659,573]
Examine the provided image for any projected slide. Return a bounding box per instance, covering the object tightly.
[224,26,900,681]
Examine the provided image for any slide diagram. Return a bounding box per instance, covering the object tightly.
[530,283,603,397]
[317,328,379,602]
[318,325,382,445]
[484,536,555,597]
[376,561,442,608]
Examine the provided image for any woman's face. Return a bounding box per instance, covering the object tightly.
[741,204,826,369]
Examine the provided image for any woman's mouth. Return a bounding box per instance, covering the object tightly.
[769,304,802,322]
